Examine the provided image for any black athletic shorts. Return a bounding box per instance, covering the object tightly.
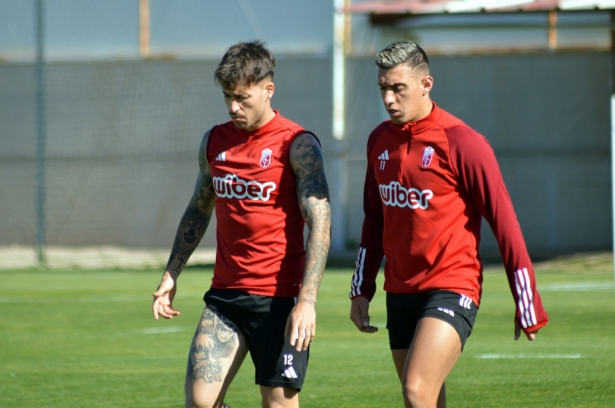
[386,290,478,350]
[203,288,309,390]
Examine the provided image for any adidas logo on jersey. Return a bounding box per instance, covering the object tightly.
[282,366,298,379]
[378,150,389,170]
[216,151,226,162]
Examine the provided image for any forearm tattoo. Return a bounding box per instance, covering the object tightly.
[301,201,330,303]
[188,309,238,383]
[167,163,215,275]
[167,211,209,274]
[291,134,332,304]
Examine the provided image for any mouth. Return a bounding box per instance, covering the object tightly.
[230,115,250,129]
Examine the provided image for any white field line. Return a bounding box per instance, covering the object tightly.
[539,282,613,291]
[476,354,581,359]
[0,292,203,303]
[0,297,37,303]
[139,327,186,334]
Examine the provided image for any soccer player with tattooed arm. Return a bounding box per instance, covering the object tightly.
[152,41,331,408]
[349,41,548,408]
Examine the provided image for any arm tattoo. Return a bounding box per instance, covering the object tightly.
[166,133,216,276]
[166,210,209,272]
[290,133,332,304]
[188,309,238,383]
[291,135,329,215]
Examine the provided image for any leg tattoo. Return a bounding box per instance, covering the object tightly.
[188,309,239,383]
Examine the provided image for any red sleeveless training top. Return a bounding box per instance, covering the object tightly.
[206,111,308,297]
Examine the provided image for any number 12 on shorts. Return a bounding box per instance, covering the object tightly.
[284,354,293,366]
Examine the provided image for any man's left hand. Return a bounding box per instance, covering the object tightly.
[514,319,539,341]
[285,300,316,352]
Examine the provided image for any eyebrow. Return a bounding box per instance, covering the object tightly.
[223,90,249,97]
[378,82,405,87]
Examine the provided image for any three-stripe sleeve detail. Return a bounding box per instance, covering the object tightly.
[514,267,537,328]
[350,247,366,297]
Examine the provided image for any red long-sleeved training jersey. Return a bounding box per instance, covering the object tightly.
[350,102,548,333]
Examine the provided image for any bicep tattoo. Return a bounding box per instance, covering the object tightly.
[291,134,330,220]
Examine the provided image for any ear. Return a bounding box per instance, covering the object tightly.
[265,81,275,101]
[421,75,434,94]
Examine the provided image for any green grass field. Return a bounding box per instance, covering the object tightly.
[2,256,615,407]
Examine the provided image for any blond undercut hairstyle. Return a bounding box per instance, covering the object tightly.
[375,41,430,73]
[214,41,275,90]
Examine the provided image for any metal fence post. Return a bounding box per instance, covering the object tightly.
[35,0,46,267]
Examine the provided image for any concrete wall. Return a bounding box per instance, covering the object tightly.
[0,57,333,250]
[0,51,611,259]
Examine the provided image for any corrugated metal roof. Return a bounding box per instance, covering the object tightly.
[342,0,615,15]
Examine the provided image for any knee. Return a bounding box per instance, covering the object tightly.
[185,396,225,408]
[185,394,210,408]
[260,386,299,408]
[185,387,225,408]
[401,378,435,408]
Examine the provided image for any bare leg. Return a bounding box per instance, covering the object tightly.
[391,317,461,408]
[185,307,248,408]
[392,353,447,407]
[260,386,299,408]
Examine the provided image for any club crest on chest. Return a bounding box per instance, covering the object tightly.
[260,148,273,168]
[422,146,435,168]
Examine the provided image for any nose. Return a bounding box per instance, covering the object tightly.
[382,90,395,106]
[229,99,240,114]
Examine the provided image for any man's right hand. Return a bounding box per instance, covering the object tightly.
[152,271,181,320]
[350,296,378,333]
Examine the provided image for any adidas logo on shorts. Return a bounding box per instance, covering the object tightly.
[437,307,455,317]
[459,295,472,309]
[281,366,298,379]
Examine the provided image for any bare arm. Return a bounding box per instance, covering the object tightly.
[152,130,216,320]
[285,132,331,350]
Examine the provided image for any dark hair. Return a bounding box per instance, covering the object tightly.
[375,41,429,72]
[214,41,275,90]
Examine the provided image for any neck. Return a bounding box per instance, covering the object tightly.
[249,107,276,131]
[261,107,276,125]
[410,99,433,124]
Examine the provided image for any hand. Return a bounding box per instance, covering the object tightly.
[152,271,181,320]
[285,300,316,352]
[514,319,538,341]
[350,296,378,333]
